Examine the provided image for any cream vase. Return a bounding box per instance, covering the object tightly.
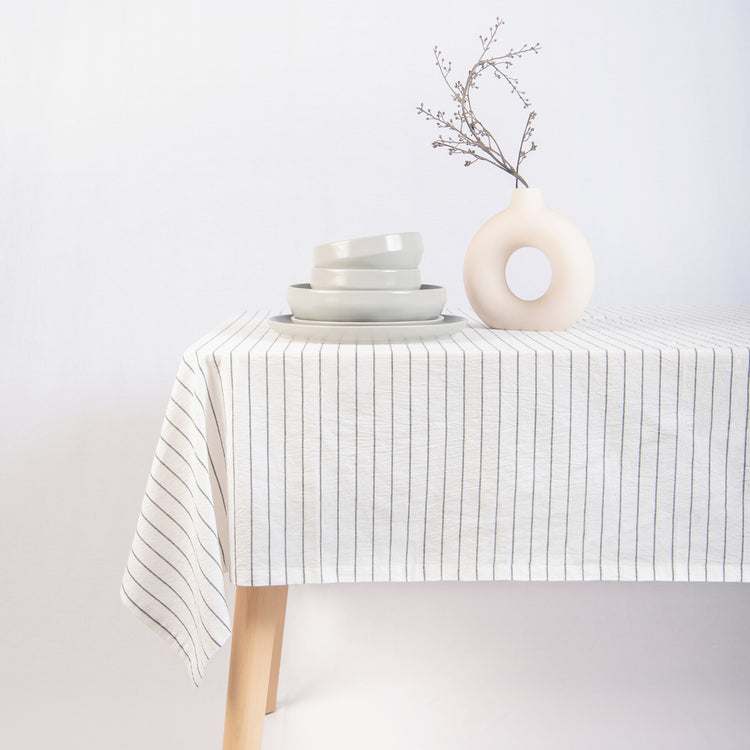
[463,188,595,330]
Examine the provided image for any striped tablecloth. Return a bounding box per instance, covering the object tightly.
[121,307,750,683]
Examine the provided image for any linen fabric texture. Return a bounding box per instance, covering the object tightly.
[121,307,750,684]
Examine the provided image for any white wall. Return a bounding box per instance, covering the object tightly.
[1,1,748,748]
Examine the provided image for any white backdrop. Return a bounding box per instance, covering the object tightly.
[1,1,749,748]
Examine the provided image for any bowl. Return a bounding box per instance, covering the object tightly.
[287,283,446,322]
[313,232,423,269]
[309,267,421,291]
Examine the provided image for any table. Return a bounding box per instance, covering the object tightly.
[121,307,750,749]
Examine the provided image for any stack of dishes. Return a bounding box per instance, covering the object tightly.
[269,233,466,343]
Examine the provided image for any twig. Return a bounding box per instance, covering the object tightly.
[417,18,540,187]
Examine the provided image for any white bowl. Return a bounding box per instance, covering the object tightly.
[309,267,421,291]
[314,232,423,269]
[288,283,446,322]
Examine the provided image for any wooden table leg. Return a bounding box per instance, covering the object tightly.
[222,585,289,750]
[265,586,288,715]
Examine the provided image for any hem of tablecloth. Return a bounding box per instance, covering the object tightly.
[120,585,227,686]
[230,564,749,586]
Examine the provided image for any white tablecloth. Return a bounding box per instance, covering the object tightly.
[121,307,750,683]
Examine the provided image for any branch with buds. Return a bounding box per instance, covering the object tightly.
[417,18,540,187]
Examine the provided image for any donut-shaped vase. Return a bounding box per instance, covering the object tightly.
[463,188,595,330]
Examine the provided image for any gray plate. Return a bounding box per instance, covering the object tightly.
[268,314,467,343]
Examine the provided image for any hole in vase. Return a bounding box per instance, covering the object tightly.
[505,247,552,301]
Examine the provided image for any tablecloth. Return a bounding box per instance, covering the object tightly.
[121,307,750,683]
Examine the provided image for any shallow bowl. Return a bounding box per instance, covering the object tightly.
[309,267,421,291]
[313,232,423,269]
[287,283,446,322]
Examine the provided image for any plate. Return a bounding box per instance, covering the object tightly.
[268,314,467,343]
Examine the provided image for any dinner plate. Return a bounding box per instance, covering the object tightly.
[268,314,467,343]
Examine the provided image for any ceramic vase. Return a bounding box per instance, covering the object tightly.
[463,188,595,330]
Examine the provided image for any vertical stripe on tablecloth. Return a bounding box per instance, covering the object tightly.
[547,349,555,580]
[229,315,268,581]
[300,341,307,582]
[349,343,375,581]
[502,331,521,581]
[742,349,750,580]
[564,324,622,581]
[494,347,502,577]
[442,337,449,579]
[319,344,324,581]
[225,316,251,571]
[457,338,467,579]
[463,315,524,580]
[388,341,394,577]
[688,348,698,580]
[264,338,272,580]
[251,353,255,586]
[476,338,485,580]
[354,345,359,581]
[405,344,412,581]
[706,349,716,580]
[336,343,341,580]
[568,323,644,580]
[635,350,645,579]
[194,312,248,463]
[533,329,576,581]
[582,350,591,580]
[566,347,573,579]
[517,328,556,580]
[457,320,503,578]
[457,329,487,579]
[281,338,291,583]
[372,343,377,580]
[618,350,627,580]
[512,349,520,580]
[528,348,538,576]
[422,340,431,580]
[616,309,747,579]
[406,338,430,581]
[599,350,609,580]
[670,349,682,580]
[435,336,448,579]
[454,331,481,577]
[610,322,667,578]
[723,348,734,580]
[651,350,662,580]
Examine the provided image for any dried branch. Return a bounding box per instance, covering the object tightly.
[417,17,540,188]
